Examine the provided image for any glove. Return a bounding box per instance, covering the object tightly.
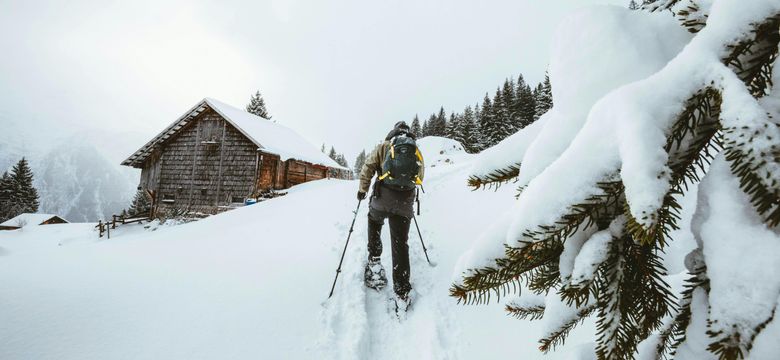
[357,191,366,201]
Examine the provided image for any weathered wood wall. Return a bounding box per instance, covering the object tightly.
[148,109,257,214]
[285,160,328,187]
[139,149,162,191]
[256,156,329,190]
[257,153,281,190]
[41,216,68,225]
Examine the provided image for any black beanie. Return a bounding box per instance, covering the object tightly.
[386,121,415,140]
[394,121,410,131]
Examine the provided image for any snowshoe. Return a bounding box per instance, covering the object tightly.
[364,257,387,291]
[393,292,412,319]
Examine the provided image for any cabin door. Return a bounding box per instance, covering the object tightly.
[257,154,278,191]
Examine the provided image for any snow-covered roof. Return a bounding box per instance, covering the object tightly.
[122,98,344,169]
[0,213,68,228]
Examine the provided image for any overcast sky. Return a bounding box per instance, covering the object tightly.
[0,0,624,163]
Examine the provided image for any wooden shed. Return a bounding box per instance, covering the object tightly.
[121,98,350,215]
[0,213,69,230]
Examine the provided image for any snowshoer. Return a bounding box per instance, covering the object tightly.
[357,121,424,312]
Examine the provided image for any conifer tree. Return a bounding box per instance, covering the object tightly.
[534,72,554,119]
[446,112,461,140]
[491,88,513,141]
[328,146,338,161]
[411,115,422,137]
[245,90,272,120]
[321,143,326,153]
[515,75,537,129]
[353,150,367,174]
[7,158,39,218]
[127,189,150,217]
[0,171,13,222]
[424,114,436,137]
[473,103,484,151]
[628,0,639,10]
[480,94,500,148]
[336,153,349,168]
[458,106,481,153]
[429,107,447,137]
[453,5,780,360]
[502,78,518,131]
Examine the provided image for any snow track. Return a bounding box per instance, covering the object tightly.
[319,194,458,360]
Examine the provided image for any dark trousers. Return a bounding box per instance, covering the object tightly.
[367,209,411,297]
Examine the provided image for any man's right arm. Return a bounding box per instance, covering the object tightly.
[359,143,383,194]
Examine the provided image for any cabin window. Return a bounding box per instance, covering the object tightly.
[231,196,244,204]
[200,119,222,143]
[162,194,175,203]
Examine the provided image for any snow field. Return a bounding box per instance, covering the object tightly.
[0,138,597,359]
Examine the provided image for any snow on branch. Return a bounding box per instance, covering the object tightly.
[452,1,780,358]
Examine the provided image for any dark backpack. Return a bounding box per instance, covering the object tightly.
[379,135,422,191]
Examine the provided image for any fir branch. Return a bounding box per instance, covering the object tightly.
[595,238,630,360]
[527,262,562,295]
[505,303,545,321]
[467,163,521,190]
[632,12,780,243]
[450,240,564,305]
[522,180,624,243]
[622,239,676,334]
[539,305,597,354]
[452,180,623,306]
[722,141,780,227]
[559,232,619,309]
[627,88,722,247]
[655,267,709,360]
[722,13,780,97]
[643,0,680,13]
[595,235,677,360]
[706,305,776,360]
[677,2,708,33]
[718,12,780,228]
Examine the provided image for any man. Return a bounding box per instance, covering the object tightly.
[357,121,424,310]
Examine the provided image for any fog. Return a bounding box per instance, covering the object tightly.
[1,0,623,163]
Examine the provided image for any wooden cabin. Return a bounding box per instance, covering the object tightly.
[0,213,69,230]
[121,98,350,215]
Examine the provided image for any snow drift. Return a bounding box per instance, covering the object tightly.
[0,138,585,360]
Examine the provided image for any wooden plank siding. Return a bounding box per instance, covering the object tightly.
[284,160,328,187]
[147,109,257,214]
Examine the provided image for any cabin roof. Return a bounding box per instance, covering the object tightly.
[121,98,345,169]
[0,213,69,228]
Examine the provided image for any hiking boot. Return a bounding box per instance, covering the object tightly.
[364,257,387,290]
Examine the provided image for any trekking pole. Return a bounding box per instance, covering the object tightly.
[412,216,433,266]
[328,199,362,299]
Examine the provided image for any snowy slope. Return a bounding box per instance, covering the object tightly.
[0,138,602,360]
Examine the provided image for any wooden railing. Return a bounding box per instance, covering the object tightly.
[96,213,150,239]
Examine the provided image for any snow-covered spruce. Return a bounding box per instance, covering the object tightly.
[452,2,780,359]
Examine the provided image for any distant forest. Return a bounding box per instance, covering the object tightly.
[413,72,552,153]
[314,72,554,174]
